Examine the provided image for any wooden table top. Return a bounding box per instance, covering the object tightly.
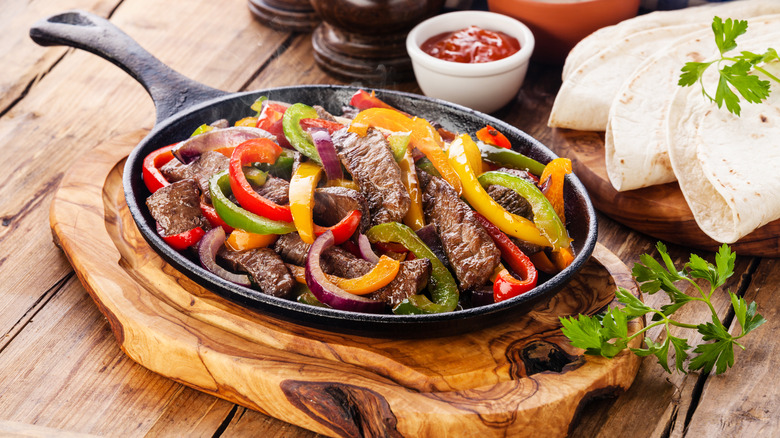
[2,0,777,436]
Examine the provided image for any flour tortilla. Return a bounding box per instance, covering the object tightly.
[550,0,780,131]
[562,0,780,80]
[666,61,780,243]
[605,15,780,192]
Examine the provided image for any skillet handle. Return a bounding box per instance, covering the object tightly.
[29,10,230,124]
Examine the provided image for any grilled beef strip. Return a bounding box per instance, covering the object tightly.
[218,247,295,298]
[254,175,290,205]
[274,232,430,307]
[145,178,209,236]
[331,127,410,225]
[487,168,545,255]
[160,150,229,197]
[366,258,431,307]
[313,186,370,233]
[418,172,501,291]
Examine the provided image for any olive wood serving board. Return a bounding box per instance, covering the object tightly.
[549,129,780,257]
[50,131,643,437]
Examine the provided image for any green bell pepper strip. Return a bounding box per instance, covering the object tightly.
[209,171,296,235]
[365,222,458,314]
[282,103,321,164]
[415,157,441,178]
[255,148,295,180]
[477,171,571,250]
[478,143,546,177]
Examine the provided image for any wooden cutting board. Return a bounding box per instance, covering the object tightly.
[549,129,780,257]
[49,131,643,437]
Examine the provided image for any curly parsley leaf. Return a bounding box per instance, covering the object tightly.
[679,16,778,116]
[560,243,765,375]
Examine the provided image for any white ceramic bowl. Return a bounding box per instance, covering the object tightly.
[406,10,534,113]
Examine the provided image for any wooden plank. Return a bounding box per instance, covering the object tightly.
[0,0,120,112]
[0,0,288,349]
[684,258,780,436]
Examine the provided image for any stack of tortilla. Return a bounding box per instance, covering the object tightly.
[548,0,780,244]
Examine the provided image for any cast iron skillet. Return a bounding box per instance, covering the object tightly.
[30,10,597,338]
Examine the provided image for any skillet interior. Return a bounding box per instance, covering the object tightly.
[124,84,598,338]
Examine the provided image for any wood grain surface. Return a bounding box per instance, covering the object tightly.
[50,131,643,437]
[2,0,778,436]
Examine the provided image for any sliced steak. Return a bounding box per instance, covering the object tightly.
[419,172,500,291]
[314,186,370,233]
[367,258,431,307]
[274,232,310,266]
[314,105,338,122]
[146,178,208,236]
[218,247,295,298]
[331,128,410,225]
[274,232,371,277]
[160,150,229,195]
[255,175,289,205]
[486,184,533,220]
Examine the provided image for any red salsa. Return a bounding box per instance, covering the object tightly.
[420,25,520,63]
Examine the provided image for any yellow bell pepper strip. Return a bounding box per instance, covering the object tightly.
[282,103,321,163]
[325,178,360,191]
[225,229,278,251]
[478,170,571,250]
[288,257,400,295]
[235,116,259,127]
[289,161,323,244]
[366,222,458,314]
[209,171,296,235]
[447,134,551,248]
[478,143,546,177]
[348,108,462,195]
[461,132,483,176]
[539,157,573,224]
[313,209,362,245]
[229,138,293,223]
[142,144,176,193]
[476,125,512,149]
[398,149,425,230]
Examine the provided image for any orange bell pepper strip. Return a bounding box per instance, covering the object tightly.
[287,256,401,295]
[348,108,462,195]
[228,138,292,222]
[448,134,551,248]
[476,125,512,149]
[225,229,278,251]
[289,161,323,244]
[539,157,573,224]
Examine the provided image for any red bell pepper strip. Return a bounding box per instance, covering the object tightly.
[476,125,512,149]
[300,118,345,135]
[200,201,234,233]
[474,212,538,302]
[142,144,177,193]
[256,101,291,148]
[228,138,293,223]
[349,89,398,111]
[494,268,536,302]
[157,223,206,251]
[313,209,362,245]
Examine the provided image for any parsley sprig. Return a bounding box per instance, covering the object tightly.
[560,243,766,375]
[678,16,779,116]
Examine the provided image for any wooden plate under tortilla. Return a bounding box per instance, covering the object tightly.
[549,129,780,257]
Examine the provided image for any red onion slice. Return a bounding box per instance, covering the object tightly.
[173,127,276,164]
[305,231,385,313]
[198,227,251,286]
[357,233,380,264]
[308,127,343,180]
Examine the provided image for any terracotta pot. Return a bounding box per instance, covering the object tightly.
[487,0,641,64]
